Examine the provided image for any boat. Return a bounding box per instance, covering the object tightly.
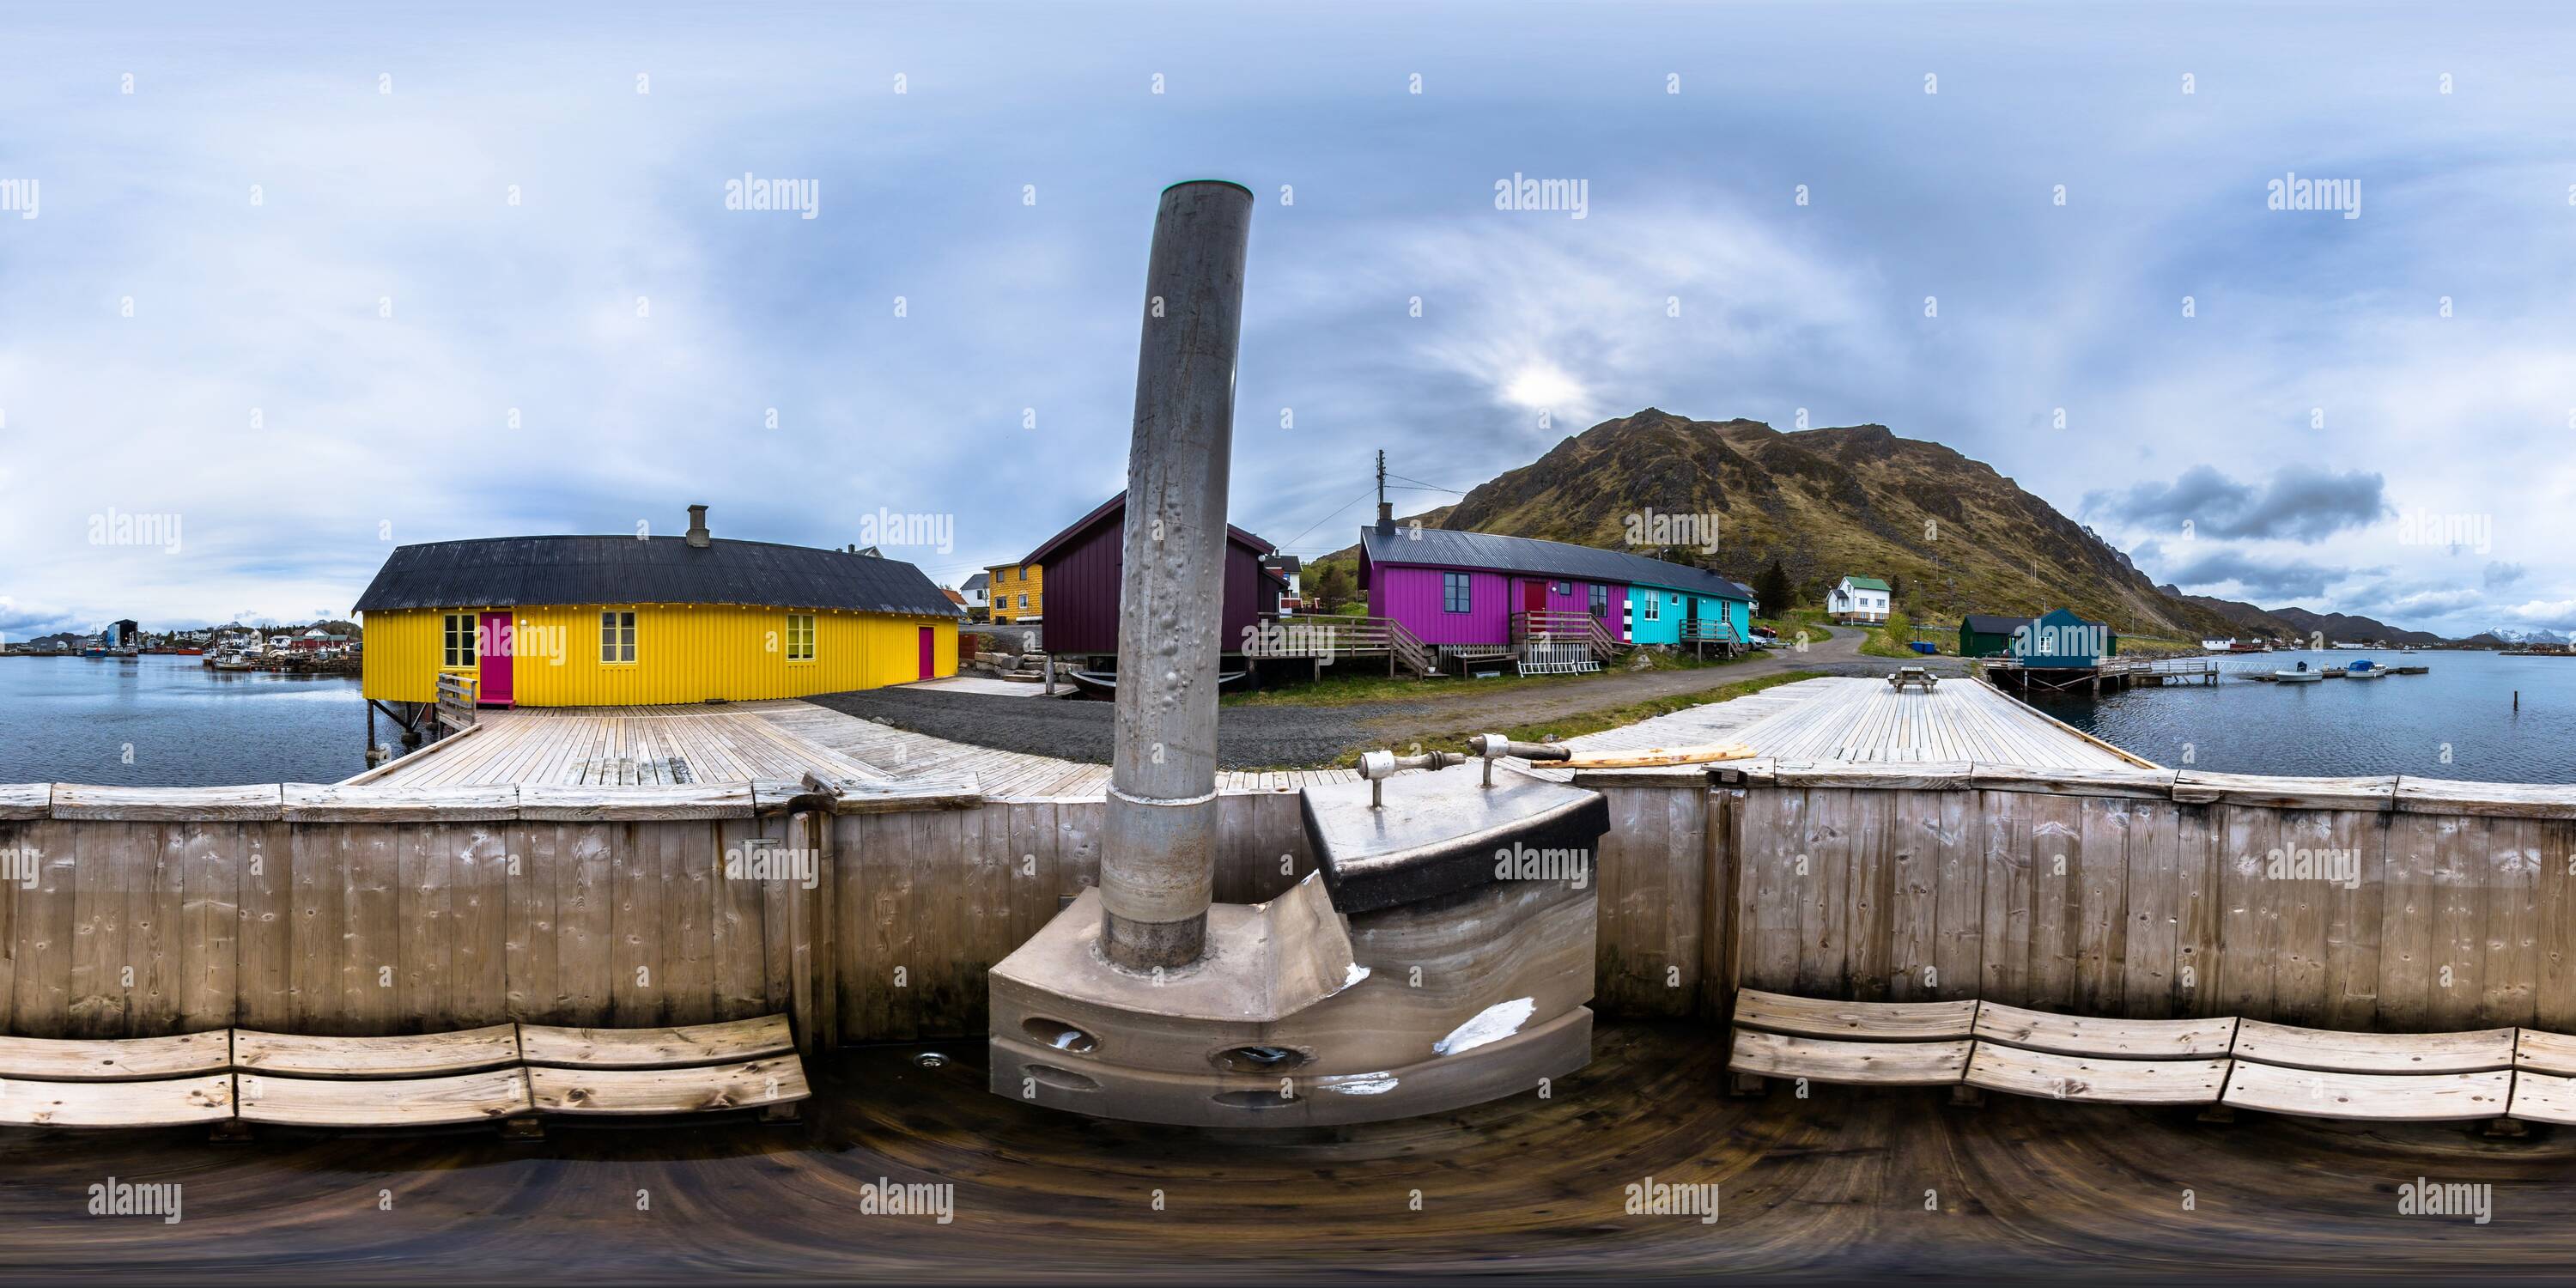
[1066,668,1249,698]
[211,650,261,671]
[2345,659,2385,679]
[2274,660,2322,683]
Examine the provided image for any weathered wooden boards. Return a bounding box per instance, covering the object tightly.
[1722,772,2576,1033]
[1731,987,2574,1123]
[0,810,826,1042]
[0,1016,807,1129]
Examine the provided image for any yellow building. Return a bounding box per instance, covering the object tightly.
[987,562,1043,622]
[355,507,959,708]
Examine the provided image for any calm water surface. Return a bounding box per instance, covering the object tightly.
[2042,649,2576,783]
[0,654,376,786]
[7,649,2576,787]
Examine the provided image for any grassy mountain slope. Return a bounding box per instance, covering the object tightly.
[1328,409,2245,638]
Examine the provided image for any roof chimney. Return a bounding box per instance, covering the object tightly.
[1376,499,1394,534]
[685,504,711,549]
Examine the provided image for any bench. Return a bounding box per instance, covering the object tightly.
[1887,666,1937,691]
[2220,1019,2519,1127]
[0,1015,809,1133]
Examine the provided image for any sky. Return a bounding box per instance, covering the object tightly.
[3,1,2572,640]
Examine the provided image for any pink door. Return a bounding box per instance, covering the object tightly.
[917,627,936,680]
[478,611,514,705]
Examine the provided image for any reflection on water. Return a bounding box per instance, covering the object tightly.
[0,654,371,787]
[2038,649,2576,784]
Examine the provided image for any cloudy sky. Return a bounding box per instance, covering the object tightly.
[3,1,2570,640]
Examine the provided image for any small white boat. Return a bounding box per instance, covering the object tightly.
[211,650,260,671]
[2346,663,2386,679]
[2275,661,2322,683]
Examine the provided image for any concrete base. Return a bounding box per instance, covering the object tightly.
[991,1006,1592,1127]
[989,876,1596,1127]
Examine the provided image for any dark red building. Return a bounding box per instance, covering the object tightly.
[1022,492,1285,665]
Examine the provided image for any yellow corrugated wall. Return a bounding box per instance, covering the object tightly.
[360,605,957,706]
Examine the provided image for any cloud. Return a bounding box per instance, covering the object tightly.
[2485,562,2526,588]
[2083,465,2390,543]
[2160,548,2378,602]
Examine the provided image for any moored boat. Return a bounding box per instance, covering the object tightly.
[2275,660,2322,683]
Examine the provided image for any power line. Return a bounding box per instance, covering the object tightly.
[1386,471,1468,495]
[1273,487,1379,554]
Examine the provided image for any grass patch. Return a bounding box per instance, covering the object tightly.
[1326,669,1825,766]
[1225,647,1753,709]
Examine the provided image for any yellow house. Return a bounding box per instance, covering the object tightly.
[355,507,959,708]
[987,562,1043,623]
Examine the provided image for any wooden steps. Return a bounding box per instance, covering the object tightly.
[0,1016,808,1133]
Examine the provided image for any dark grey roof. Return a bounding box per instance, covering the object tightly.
[1962,613,2035,634]
[1263,554,1303,576]
[354,536,961,617]
[961,571,989,591]
[1360,526,1752,600]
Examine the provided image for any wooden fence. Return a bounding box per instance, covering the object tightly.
[8,762,2575,1047]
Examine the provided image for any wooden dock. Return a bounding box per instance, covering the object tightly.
[357,700,1363,801]
[745,699,1362,799]
[355,706,891,789]
[1516,676,2154,779]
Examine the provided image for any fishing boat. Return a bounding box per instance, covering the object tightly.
[211,649,261,671]
[2275,660,2322,683]
[1066,668,1250,699]
[2345,659,2385,679]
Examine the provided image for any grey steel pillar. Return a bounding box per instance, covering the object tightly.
[1099,180,1254,971]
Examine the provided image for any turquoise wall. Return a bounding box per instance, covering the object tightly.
[1625,586,1749,645]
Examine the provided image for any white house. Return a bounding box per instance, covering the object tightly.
[959,571,991,613]
[1826,575,1892,624]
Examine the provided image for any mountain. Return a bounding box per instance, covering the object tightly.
[1325,409,2249,639]
[2160,587,2451,646]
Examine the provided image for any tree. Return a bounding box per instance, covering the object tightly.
[1754,559,1795,617]
[1309,561,1358,614]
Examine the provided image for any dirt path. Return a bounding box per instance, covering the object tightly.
[810,626,1888,769]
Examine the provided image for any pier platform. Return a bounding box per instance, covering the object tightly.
[1515,675,2155,776]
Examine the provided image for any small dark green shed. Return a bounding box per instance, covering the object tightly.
[1959,613,2032,658]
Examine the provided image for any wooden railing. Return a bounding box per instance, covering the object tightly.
[1511,611,1623,659]
[1241,616,1437,677]
[435,672,479,730]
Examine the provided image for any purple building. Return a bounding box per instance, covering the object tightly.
[1357,521,1754,660]
[1022,492,1287,668]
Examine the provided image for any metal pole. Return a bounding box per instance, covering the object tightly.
[1099,180,1254,971]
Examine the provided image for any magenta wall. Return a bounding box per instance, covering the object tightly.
[1373,567,1509,644]
[1371,566,1627,644]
